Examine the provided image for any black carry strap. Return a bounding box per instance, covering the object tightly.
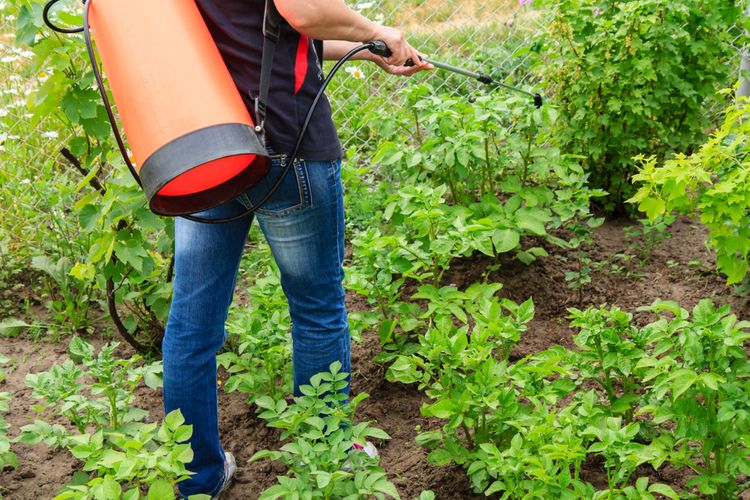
[256,0,282,140]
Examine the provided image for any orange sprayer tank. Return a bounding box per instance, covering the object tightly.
[88,0,269,216]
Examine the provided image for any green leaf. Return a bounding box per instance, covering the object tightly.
[484,480,505,495]
[147,479,174,500]
[698,372,724,391]
[669,369,699,399]
[648,483,679,499]
[516,216,547,236]
[421,399,453,419]
[123,489,140,500]
[378,319,397,345]
[639,197,666,221]
[426,448,454,466]
[164,409,185,430]
[16,5,42,46]
[491,229,520,254]
[68,336,93,363]
[374,478,401,499]
[100,476,122,499]
[515,251,536,265]
[69,262,96,282]
[78,204,100,231]
[415,430,442,449]
[315,471,332,489]
[250,450,279,462]
[0,318,29,338]
[363,427,391,441]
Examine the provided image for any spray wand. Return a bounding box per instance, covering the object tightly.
[367,40,543,108]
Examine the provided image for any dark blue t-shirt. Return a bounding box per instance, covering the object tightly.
[195,0,342,160]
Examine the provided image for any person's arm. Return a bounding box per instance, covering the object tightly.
[323,40,433,76]
[274,0,430,71]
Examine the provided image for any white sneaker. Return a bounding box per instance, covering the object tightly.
[342,441,379,471]
[351,441,379,457]
[210,451,236,500]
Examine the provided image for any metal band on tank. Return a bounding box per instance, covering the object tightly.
[140,123,269,216]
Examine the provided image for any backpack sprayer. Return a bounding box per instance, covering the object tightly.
[43,0,542,224]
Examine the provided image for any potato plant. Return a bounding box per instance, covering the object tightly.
[392,297,750,498]
[636,300,750,499]
[251,362,400,499]
[0,355,18,473]
[12,337,196,498]
[568,306,647,422]
[21,337,162,437]
[217,267,293,402]
[52,411,195,500]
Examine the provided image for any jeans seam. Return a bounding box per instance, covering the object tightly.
[332,160,344,287]
[297,160,313,208]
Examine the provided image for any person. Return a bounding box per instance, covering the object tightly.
[161,0,432,497]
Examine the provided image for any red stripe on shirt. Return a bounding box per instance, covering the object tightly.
[294,35,309,94]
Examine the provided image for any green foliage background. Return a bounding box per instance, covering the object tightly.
[540,0,742,211]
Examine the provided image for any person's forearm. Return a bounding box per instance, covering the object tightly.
[274,0,379,42]
[275,0,429,70]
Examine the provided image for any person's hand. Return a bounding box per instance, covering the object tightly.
[368,25,432,75]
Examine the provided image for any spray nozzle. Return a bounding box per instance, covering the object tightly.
[365,40,542,107]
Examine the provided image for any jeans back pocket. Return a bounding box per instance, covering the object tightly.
[239,157,312,217]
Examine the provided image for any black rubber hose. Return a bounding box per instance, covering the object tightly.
[43,0,83,34]
[183,42,376,224]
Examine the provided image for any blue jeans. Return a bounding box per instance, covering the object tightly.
[162,157,350,496]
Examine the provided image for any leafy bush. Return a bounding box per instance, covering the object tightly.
[0,2,90,322]
[629,99,750,285]
[9,0,174,350]
[540,0,741,210]
[251,362,400,499]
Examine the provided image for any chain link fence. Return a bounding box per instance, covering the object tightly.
[329,0,540,152]
[1,0,748,210]
[1,9,77,265]
[1,10,73,165]
[0,0,536,177]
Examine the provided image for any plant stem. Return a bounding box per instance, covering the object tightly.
[462,422,474,449]
[595,337,616,403]
[483,136,491,197]
[521,121,534,187]
[413,110,423,146]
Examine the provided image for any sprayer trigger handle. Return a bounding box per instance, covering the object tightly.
[404,55,424,67]
[368,40,392,57]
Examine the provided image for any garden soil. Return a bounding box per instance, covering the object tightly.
[1,216,748,499]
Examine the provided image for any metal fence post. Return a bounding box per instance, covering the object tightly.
[739,3,750,98]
